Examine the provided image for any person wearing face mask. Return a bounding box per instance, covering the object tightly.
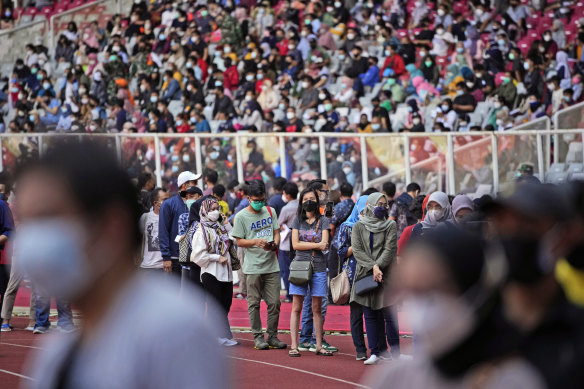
[435,98,457,131]
[547,76,563,115]
[139,188,170,272]
[380,44,406,77]
[159,171,201,278]
[452,81,477,115]
[484,182,584,389]
[367,226,532,388]
[522,57,544,98]
[232,180,286,351]
[451,195,475,224]
[288,188,332,357]
[277,182,299,303]
[266,177,287,217]
[285,108,304,132]
[410,191,455,241]
[350,193,399,365]
[15,142,228,388]
[191,198,238,347]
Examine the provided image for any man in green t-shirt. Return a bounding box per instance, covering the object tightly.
[232,180,286,350]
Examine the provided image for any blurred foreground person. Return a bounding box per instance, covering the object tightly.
[15,141,228,389]
[367,226,542,388]
[486,183,584,389]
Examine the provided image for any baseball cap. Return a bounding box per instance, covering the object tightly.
[518,163,534,175]
[177,171,201,187]
[180,186,203,198]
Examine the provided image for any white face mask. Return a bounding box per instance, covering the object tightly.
[282,193,290,203]
[207,210,221,222]
[302,81,310,89]
[14,219,110,301]
[319,93,326,100]
[404,293,476,357]
[310,143,319,151]
[347,33,355,40]
[494,102,502,109]
[343,167,352,175]
[425,208,445,224]
[286,111,295,119]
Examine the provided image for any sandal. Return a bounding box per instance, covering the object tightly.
[289,348,301,357]
[316,348,334,356]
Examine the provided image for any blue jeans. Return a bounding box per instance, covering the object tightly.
[299,283,328,344]
[34,290,74,329]
[362,305,400,357]
[278,250,291,299]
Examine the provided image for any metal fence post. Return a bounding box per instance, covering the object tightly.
[194,136,203,178]
[404,135,412,184]
[319,135,327,180]
[154,135,162,187]
[360,135,368,189]
[37,135,44,157]
[235,135,244,183]
[536,134,545,181]
[279,135,287,179]
[491,134,499,194]
[446,134,455,195]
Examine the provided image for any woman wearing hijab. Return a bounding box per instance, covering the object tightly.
[351,192,399,365]
[552,20,566,50]
[191,198,238,347]
[337,196,370,360]
[556,51,571,90]
[452,195,475,223]
[464,25,485,62]
[410,191,454,240]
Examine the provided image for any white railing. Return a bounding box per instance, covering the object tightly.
[0,130,582,196]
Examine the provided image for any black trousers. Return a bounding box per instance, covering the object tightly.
[201,272,233,339]
[0,264,10,318]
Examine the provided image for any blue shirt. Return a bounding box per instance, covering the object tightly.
[267,194,286,217]
[330,198,354,249]
[195,119,211,132]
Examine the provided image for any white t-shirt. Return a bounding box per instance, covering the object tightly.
[140,211,163,269]
[24,274,229,389]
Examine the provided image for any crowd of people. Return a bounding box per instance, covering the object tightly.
[0,140,583,388]
[2,0,584,139]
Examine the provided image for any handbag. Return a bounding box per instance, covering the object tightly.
[288,218,321,286]
[178,224,194,265]
[354,273,380,296]
[228,243,241,271]
[330,268,351,304]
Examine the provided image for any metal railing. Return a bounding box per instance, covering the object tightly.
[0,19,49,66]
[1,130,582,196]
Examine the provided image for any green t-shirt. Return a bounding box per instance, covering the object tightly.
[232,206,280,275]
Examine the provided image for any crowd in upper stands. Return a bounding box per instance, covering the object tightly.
[0,0,583,136]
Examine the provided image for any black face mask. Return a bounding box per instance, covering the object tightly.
[302,200,318,213]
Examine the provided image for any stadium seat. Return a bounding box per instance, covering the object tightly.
[547,172,569,184]
[549,163,566,173]
[568,163,584,175]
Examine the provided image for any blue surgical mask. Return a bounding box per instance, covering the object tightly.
[14,219,94,300]
[43,82,51,90]
[371,123,380,130]
[456,47,464,54]
[186,199,196,209]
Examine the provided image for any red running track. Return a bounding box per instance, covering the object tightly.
[14,287,414,334]
[0,317,412,389]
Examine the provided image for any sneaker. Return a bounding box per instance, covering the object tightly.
[234,293,247,299]
[356,352,368,361]
[379,351,392,361]
[25,325,35,331]
[58,325,77,334]
[224,339,239,347]
[253,336,269,350]
[33,326,50,334]
[321,341,338,353]
[267,337,287,349]
[0,323,12,332]
[364,354,381,365]
[310,342,338,353]
[298,341,312,351]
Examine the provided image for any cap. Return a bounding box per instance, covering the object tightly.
[177,171,202,187]
[518,163,534,175]
[180,186,203,197]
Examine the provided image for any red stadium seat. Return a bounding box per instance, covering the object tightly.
[397,29,409,38]
[23,7,38,16]
[517,37,533,56]
[40,6,54,15]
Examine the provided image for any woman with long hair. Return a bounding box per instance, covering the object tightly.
[289,188,332,357]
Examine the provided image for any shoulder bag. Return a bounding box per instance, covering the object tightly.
[289,217,321,286]
[354,231,382,296]
[330,267,351,304]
